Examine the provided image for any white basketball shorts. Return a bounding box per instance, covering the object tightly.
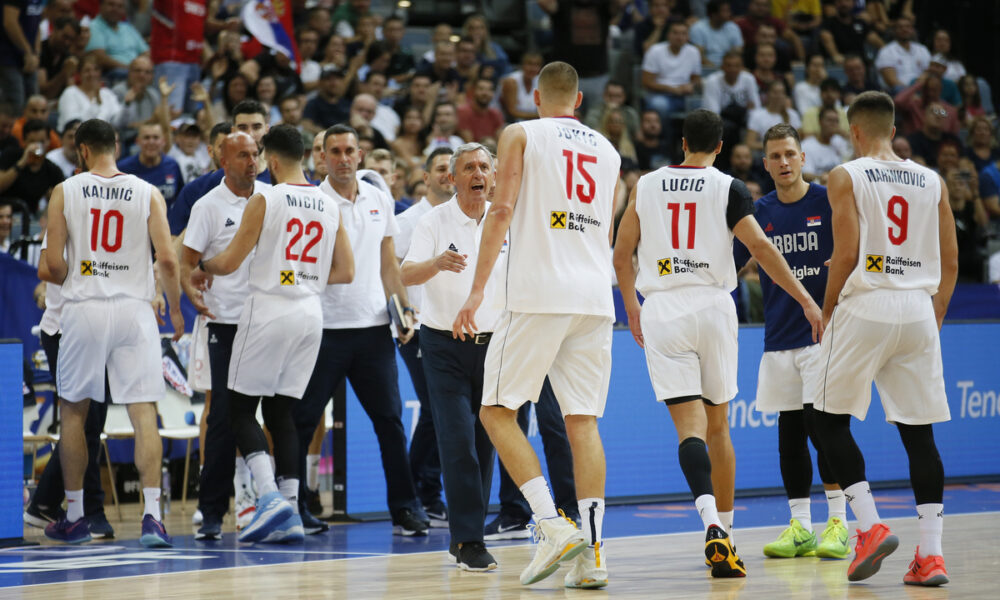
[755,344,822,413]
[58,297,163,404]
[810,290,950,425]
[482,312,612,417]
[188,314,212,393]
[228,293,323,399]
[640,289,738,405]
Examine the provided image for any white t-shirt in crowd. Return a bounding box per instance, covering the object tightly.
[802,135,852,177]
[642,42,703,88]
[875,41,931,87]
[747,106,802,135]
[701,70,759,113]
[793,81,821,114]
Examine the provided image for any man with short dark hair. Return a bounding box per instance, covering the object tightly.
[635,110,670,171]
[118,122,185,207]
[615,109,821,578]
[802,107,852,183]
[0,118,63,214]
[424,102,464,155]
[583,80,639,140]
[458,79,504,143]
[842,55,880,102]
[874,16,930,93]
[907,102,962,169]
[38,16,79,100]
[801,78,849,139]
[690,1,744,68]
[168,121,233,235]
[0,0,43,113]
[820,0,884,65]
[382,15,415,83]
[84,0,149,78]
[303,67,351,134]
[46,119,79,178]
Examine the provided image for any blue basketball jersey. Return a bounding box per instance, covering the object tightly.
[734,182,832,351]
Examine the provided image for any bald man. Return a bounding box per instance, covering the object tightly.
[180,132,272,539]
[349,93,389,149]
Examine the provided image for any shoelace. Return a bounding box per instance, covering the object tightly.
[527,523,544,544]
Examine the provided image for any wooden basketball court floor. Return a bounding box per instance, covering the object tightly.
[3,483,997,599]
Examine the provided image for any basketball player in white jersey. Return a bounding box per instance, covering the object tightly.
[809,91,957,586]
[614,109,823,578]
[42,118,183,547]
[453,62,619,588]
[202,124,354,543]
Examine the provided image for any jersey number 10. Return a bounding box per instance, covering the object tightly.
[285,219,323,264]
[89,208,123,252]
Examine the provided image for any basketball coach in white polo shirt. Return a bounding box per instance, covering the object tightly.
[401,143,506,571]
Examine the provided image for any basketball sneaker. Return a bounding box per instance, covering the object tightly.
[24,502,65,529]
[705,524,747,578]
[235,486,256,531]
[239,491,294,543]
[424,502,449,528]
[44,518,91,544]
[903,547,949,586]
[763,518,817,558]
[564,542,609,589]
[196,513,223,540]
[484,512,531,540]
[456,541,498,572]
[847,523,898,581]
[391,508,428,536]
[299,506,329,535]
[260,513,305,544]
[139,514,173,548]
[815,517,851,559]
[519,513,587,585]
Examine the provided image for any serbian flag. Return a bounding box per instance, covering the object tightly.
[241,0,300,71]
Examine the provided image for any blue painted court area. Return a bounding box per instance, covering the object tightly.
[2,483,997,588]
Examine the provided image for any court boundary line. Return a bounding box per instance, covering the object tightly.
[6,510,998,590]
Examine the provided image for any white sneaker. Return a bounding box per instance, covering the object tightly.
[235,486,256,531]
[519,514,587,585]
[191,509,203,526]
[564,542,609,589]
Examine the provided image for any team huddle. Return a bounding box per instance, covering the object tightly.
[36,61,956,589]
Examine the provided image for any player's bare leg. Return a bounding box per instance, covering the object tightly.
[126,401,172,547]
[705,403,736,537]
[44,398,94,544]
[563,415,608,588]
[480,404,586,585]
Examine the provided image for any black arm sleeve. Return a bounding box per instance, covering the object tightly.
[726,178,755,230]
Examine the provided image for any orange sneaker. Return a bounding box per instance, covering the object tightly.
[903,547,949,587]
[847,523,898,582]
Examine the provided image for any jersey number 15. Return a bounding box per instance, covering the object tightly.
[562,150,596,203]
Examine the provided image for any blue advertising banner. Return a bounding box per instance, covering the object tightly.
[345,322,999,515]
[0,342,24,542]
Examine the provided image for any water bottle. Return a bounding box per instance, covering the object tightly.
[161,462,171,516]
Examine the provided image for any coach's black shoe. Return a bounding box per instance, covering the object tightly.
[300,506,329,535]
[24,502,65,529]
[87,512,115,539]
[304,487,324,517]
[457,541,498,572]
[392,508,428,536]
[195,514,223,540]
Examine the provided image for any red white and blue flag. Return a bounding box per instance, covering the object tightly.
[241,0,300,71]
[806,215,822,227]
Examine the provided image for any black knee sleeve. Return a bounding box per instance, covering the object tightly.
[228,390,268,458]
[778,410,813,499]
[262,396,300,480]
[810,410,867,489]
[896,423,944,505]
[803,404,837,486]
[678,437,714,499]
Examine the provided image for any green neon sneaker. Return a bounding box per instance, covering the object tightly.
[816,517,851,559]
[763,518,817,558]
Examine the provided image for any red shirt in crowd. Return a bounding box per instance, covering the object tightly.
[151,0,206,65]
[457,103,504,144]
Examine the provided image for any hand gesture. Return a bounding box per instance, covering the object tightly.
[434,250,467,273]
[158,75,176,100]
[452,288,483,341]
[152,294,167,325]
[189,81,211,105]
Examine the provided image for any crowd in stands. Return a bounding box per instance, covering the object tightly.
[1,0,998,286]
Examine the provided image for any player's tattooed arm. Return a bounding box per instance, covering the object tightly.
[934,173,958,329]
[613,185,644,348]
[202,193,265,276]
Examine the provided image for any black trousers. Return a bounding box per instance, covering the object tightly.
[419,328,495,543]
[497,378,578,519]
[196,323,239,520]
[397,330,443,507]
[294,326,418,514]
[34,331,107,516]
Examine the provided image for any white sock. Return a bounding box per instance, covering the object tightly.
[578,498,604,546]
[246,452,278,496]
[844,481,880,531]
[143,488,162,521]
[66,489,84,522]
[234,456,252,492]
[306,454,321,491]
[718,510,734,540]
[789,498,811,529]
[916,503,944,557]
[825,489,848,523]
[519,476,558,521]
[278,477,299,514]
[695,494,720,531]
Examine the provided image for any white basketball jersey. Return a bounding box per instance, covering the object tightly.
[839,157,941,298]
[60,172,155,302]
[248,182,340,297]
[505,117,620,317]
[635,166,740,297]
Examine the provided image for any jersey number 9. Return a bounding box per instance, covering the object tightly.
[887,195,908,246]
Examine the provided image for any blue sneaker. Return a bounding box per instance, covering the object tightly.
[239,491,294,543]
[260,513,305,544]
[44,518,92,544]
[140,514,173,548]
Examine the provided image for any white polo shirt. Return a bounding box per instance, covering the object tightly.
[403,197,507,332]
[875,41,930,87]
[319,175,400,329]
[184,179,270,324]
[641,42,702,88]
[395,196,436,319]
[802,135,852,177]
